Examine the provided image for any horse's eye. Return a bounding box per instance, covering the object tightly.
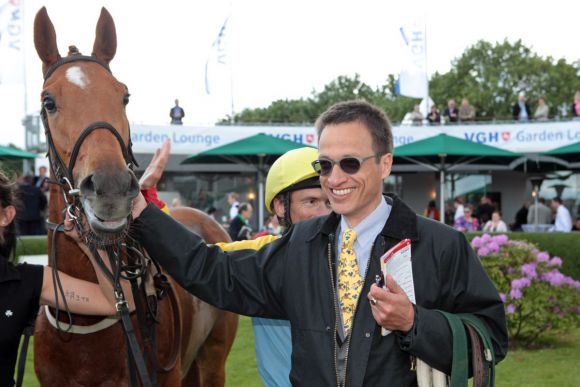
[123,93,130,106]
[43,96,57,113]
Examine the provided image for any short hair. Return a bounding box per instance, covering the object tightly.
[315,100,393,155]
[553,197,562,204]
[238,202,251,214]
[228,192,239,201]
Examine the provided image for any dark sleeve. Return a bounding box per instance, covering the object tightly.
[130,203,288,318]
[17,263,44,320]
[397,231,508,374]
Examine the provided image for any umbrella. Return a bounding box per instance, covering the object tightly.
[542,141,580,163]
[393,134,521,223]
[0,145,38,159]
[182,133,316,228]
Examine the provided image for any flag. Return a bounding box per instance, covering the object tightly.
[398,23,427,99]
[205,16,230,95]
[0,0,24,86]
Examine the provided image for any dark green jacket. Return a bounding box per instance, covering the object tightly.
[132,194,507,386]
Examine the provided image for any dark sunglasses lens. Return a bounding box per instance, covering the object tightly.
[339,158,362,174]
[318,160,333,175]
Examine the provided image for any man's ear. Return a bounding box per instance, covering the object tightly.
[380,153,393,179]
[0,205,16,227]
[272,197,286,219]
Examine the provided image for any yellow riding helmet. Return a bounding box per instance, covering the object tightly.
[265,147,320,213]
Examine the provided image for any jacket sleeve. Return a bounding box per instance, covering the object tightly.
[397,231,508,374]
[130,203,288,319]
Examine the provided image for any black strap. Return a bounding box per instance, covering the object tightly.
[15,317,36,387]
[43,55,111,81]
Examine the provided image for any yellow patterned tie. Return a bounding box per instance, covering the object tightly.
[338,228,363,335]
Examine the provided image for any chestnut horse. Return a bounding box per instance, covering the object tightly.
[32,7,237,386]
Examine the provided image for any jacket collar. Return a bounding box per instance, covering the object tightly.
[315,193,419,242]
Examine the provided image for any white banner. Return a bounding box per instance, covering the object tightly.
[398,23,427,99]
[130,120,580,155]
[0,0,23,85]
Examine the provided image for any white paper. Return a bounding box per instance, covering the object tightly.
[380,239,415,336]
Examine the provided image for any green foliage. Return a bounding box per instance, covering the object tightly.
[430,40,580,120]
[15,236,48,258]
[473,234,580,347]
[227,40,579,124]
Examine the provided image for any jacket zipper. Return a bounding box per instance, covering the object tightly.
[329,232,376,387]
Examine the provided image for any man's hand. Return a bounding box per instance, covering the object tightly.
[367,275,414,333]
[139,138,171,190]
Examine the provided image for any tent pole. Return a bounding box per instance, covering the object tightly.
[440,169,445,224]
[258,156,265,231]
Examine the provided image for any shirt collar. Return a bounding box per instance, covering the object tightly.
[338,197,391,247]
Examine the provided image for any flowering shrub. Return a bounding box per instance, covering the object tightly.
[472,234,580,346]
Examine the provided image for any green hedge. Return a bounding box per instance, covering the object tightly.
[16,236,48,258]
[15,233,580,279]
[468,232,580,280]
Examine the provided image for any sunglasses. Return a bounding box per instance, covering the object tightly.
[311,154,377,176]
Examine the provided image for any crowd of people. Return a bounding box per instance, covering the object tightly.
[408,91,580,124]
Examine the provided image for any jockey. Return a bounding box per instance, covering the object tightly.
[141,144,330,387]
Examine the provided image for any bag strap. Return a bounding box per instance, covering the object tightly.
[457,313,495,387]
[436,311,469,387]
[15,316,36,387]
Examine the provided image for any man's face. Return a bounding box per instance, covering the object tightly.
[448,100,455,109]
[318,121,392,227]
[289,187,331,222]
[241,205,253,220]
[39,167,47,176]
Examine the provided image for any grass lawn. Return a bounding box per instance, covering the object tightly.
[20,317,580,386]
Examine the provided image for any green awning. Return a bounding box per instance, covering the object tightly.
[182,133,315,165]
[0,145,38,159]
[394,133,520,158]
[543,141,580,163]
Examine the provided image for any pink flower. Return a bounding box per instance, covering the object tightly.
[521,262,538,279]
[492,234,509,246]
[471,236,483,248]
[536,252,550,262]
[487,242,500,253]
[499,293,506,303]
[507,304,516,314]
[478,247,490,257]
[481,234,492,242]
[549,257,563,266]
[510,288,523,299]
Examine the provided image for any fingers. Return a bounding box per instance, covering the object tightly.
[385,274,403,294]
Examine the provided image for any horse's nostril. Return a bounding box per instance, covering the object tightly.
[80,174,95,196]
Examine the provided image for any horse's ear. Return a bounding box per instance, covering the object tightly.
[34,7,61,74]
[92,7,117,64]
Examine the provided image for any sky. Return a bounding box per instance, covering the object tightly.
[1,0,579,148]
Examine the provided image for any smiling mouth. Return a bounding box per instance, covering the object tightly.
[332,188,355,196]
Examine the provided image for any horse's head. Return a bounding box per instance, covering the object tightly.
[34,7,139,241]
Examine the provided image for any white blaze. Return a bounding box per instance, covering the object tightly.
[65,66,89,89]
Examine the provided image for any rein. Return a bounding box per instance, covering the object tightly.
[38,54,168,387]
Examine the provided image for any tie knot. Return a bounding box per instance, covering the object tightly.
[342,228,357,248]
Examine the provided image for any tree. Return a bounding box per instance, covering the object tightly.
[430,40,580,120]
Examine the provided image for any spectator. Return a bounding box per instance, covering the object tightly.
[454,205,479,232]
[551,197,572,232]
[14,175,47,235]
[443,202,455,226]
[442,98,459,123]
[512,94,531,121]
[527,197,552,225]
[572,91,580,119]
[228,202,253,241]
[533,96,550,121]
[453,196,465,221]
[458,98,475,122]
[483,211,508,232]
[476,195,494,225]
[423,199,440,221]
[410,104,423,126]
[34,166,49,193]
[426,104,441,125]
[511,201,529,231]
[572,219,580,231]
[227,192,240,221]
[169,99,185,125]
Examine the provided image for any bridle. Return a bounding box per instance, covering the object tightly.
[38,54,178,387]
[40,54,139,232]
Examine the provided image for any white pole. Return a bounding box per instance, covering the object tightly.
[440,169,445,224]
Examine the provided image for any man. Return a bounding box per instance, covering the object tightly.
[458,97,475,122]
[227,192,240,221]
[228,202,253,241]
[34,166,49,192]
[169,99,185,125]
[216,147,331,386]
[442,99,458,123]
[527,197,552,225]
[551,197,572,232]
[130,101,507,386]
[15,174,47,235]
[476,195,494,225]
[512,94,531,121]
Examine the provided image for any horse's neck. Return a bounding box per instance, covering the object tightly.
[47,184,98,282]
